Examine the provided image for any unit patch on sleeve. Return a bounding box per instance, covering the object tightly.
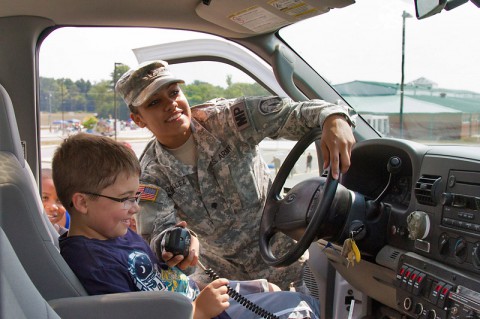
[138,184,159,202]
[259,97,282,115]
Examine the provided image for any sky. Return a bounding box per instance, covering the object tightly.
[39,28,249,87]
[280,0,480,92]
[39,0,480,92]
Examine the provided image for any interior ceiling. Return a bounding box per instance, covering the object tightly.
[1,0,355,39]
[2,0,218,34]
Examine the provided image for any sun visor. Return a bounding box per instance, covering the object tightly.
[196,0,355,36]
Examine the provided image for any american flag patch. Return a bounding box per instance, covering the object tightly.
[138,184,159,202]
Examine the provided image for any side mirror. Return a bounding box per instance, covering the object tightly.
[414,0,447,19]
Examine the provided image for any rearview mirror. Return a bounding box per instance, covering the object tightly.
[415,0,480,19]
[414,0,447,19]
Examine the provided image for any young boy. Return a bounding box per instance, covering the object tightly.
[53,133,320,319]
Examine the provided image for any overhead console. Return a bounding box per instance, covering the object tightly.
[196,0,355,36]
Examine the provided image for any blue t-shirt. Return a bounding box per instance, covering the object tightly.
[59,228,199,300]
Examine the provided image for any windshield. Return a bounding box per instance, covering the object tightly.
[280,0,480,145]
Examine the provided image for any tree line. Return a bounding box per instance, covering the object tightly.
[39,64,270,121]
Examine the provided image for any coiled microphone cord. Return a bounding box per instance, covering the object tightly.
[197,260,280,319]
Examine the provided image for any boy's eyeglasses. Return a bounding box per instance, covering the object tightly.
[81,191,142,210]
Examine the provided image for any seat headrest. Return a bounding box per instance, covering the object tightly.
[0,84,25,167]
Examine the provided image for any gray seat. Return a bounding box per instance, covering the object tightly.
[0,84,193,318]
[0,83,87,300]
[0,226,61,319]
[0,226,193,319]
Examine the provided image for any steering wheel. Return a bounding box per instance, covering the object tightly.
[259,128,339,267]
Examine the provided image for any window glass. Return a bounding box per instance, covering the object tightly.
[39,27,315,187]
[280,0,480,145]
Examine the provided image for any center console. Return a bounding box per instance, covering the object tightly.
[397,253,480,319]
[395,169,480,319]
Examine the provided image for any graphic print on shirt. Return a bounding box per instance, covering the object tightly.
[128,251,167,291]
[127,250,197,300]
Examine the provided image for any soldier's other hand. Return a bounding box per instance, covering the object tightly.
[162,221,199,269]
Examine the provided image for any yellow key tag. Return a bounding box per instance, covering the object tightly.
[341,238,352,258]
[347,250,355,268]
[351,239,361,263]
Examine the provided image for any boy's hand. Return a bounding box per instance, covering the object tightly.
[162,221,199,270]
[193,278,230,319]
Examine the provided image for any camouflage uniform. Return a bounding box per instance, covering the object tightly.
[137,96,352,290]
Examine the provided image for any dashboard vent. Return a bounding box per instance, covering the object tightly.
[389,250,400,261]
[415,175,442,206]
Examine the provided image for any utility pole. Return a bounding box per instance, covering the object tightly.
[48,92,52,133]
[113,62,122,141]
[399,10,412,138]
[61,79,65,136]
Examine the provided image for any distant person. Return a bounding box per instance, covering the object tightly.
[306,153,313,173]
[271,156,282,174]
[53,133,321,319]
[289,164,297,178]
[115,60,355,291]
[41,168,69,235]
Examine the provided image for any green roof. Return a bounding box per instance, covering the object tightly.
[353,81,399,89]
[407,95,480,113]
[334,81,398,96]
[344,95,461,114]
[334,80,480,114]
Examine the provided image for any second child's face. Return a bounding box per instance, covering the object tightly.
[83,172,140,240]
[42,177,67,225]
[131,83,192,149]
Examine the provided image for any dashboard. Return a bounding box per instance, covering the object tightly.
[320,138,480,319]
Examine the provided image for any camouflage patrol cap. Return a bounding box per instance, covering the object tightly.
[115,60,184,109]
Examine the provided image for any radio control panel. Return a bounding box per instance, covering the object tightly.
[396,253,480,319]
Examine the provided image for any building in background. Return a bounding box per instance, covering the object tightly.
[334,79,480,142]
